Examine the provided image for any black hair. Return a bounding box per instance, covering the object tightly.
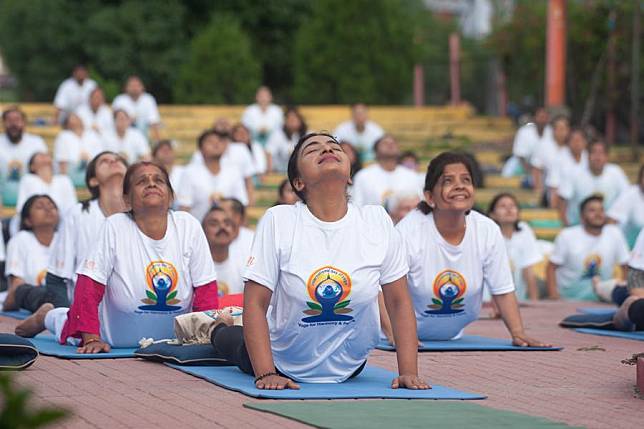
[231,123,253,153]
[566,127,588,145]
[283,107,308,139]
[197,128,229,149]
[339,141,362,178]
[27,152,48,174]
[122,162,175,217]
[20,194,58,231]
[201,204,227,225]
[373,134,396,156]
[287,132,342,203]
[588,138,609,154]
[2,106,26,122]
[152,140,174,158]
[399,151,419,163]
[550,114,569,127]
[487,192,521,232]
[580,194,604,214]
[81,151,128,212]
[417,151,476,215]
[278,178,290,198]
[113,108,130,120]
[220,197,246,221]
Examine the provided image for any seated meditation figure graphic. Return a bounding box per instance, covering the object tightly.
[425,271,466,315]
[138,262,182,311]
[302,272,353,323]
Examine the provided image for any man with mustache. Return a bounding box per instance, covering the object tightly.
[0,107,47,180]
[202,206,245,296]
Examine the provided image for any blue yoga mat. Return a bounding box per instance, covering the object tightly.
[29,334,137,358]
[0,309,32,320]
[165,364,486,400]
[377,335,562,351]
[576,307,616,316]
[575,328,644,341]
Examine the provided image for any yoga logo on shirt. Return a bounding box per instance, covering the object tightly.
[36,269,47,287]
[425,269,467,315]
[301,265,354,324]
[138,260,182,312]
[582,254,602,278]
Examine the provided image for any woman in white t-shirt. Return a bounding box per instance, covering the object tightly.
[231,123,268,177]
[3,195,59,312]
[211,133,427,390]
[103,109,151,165]
[53,113,104,183]
[389,152,549,346]
[488,193,543,301]
[15,162,219,352]
[608,165,644,247]
[266,107,307,173]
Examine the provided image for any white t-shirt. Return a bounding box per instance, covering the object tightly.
[241,104,284,143]
[607,185,644,245]
[558,164,630,225]
[77,211,217,347]
[629,229,644,271]
[169,165,185,192]
[546,148,588,189]
[504,222,543,300]
[397,210,515,341]
[249,143,267,175]
[333,121,384,161]
[214,256,245,296]
[53,129,104,166]
[176,163,249,221]
[351,164,422,206]
[75,104,115,136]
[229,227,254,266]
[16,174,78,214]
[53,78,97,113]
[103,128,150,164]
[549,225,630,300]
[0,231,5,262]
[48,200,107,301]
[512,123,552,163]
[6,230,55,286]
[266,129,300,172]
[190,144,256,179]
[0,133,48,178]
[112,93,161,131]
[244,202,408,382]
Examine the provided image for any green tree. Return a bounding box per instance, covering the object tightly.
[84,0,188,103]
[0,0,99,101]
[173,15,261,104]
[292,0,420,104]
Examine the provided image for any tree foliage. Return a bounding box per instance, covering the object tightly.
[292,0,421,104]
[173,15,261,104]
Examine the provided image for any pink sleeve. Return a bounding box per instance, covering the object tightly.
[192,280,219,312]
[59,274,105,345]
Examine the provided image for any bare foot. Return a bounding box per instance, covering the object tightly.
[15,303,53,337]
[2,282,21,311]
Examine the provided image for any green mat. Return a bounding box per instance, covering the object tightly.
[244,401,579,429]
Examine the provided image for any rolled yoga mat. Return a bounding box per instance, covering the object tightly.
[376,335,562,352]
[165,364,486,400]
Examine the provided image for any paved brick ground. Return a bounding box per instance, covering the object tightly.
[1,300,642,428]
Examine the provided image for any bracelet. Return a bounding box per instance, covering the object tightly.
[83,337,102,346]
[254,371,278,383]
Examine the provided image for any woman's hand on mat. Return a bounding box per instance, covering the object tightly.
[77,339,111,354]
[511,333,552,348]
[391,375,431,390]
[255,375,300,390]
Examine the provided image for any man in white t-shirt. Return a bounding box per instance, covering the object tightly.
[547,195,630,301]
[607,165,644,247]
[53,65,97,125]
[0,107,48,182]
[75,87,114,137]
[112,75,161,141]
[334,103,384,163]
[501,107,551,181]
[241,86,283,147]
[558,139,630,226]
[531,115,569,204]
[177,130,248,221]
[219,198,254,267]
[351,135,422,206]
[202,206,245,296]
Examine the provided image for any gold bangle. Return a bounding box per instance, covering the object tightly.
[83,337,101,346]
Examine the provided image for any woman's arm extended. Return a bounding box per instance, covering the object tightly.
[492,291,552,347]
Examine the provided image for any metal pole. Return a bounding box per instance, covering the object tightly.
[545,0,567,107]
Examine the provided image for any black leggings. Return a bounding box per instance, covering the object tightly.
[13,273,70,312]
[628,299,644,331]
[210,325,366,379]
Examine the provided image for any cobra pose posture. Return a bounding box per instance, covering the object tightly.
[210,132,428,390]
[15,162,219,352]
[381,152,550,347]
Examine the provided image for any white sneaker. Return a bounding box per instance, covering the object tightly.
[174,307,243,345]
